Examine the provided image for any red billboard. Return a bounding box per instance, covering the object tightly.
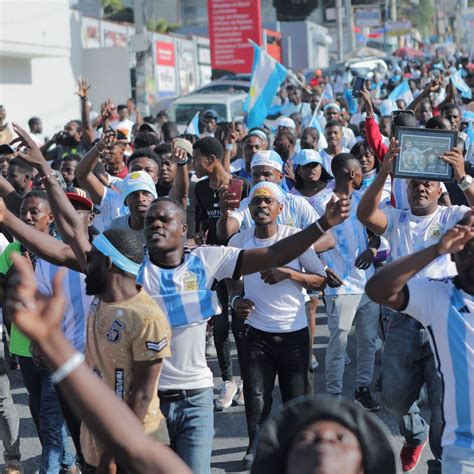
[155,41,175,67]
[208,0,262,76]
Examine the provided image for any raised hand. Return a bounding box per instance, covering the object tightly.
[440,148,466,182]
[100,99,115,122]
[10,122,48,170]
[380,139,400,176]
[76,77,91,99]
[5,253,66,342]
[359,85,374,116]
[436,224,474,256]
[322,194,351,228]
[171,139,189,164]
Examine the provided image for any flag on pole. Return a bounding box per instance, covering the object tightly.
[308,114,328,150]
[467,119,474,164]
[323,83,334,101]
[244,42,288,129]
[185,111,200,137]
[388,80,413,105]
[450,70,472,99]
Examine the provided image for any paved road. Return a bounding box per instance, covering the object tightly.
[1,304,434,473]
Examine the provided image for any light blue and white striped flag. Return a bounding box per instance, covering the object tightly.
[185,111,200,137]
[388,79,413,105]
[244,43,288,129]
[308,114,328,150]
[467,119,474,164]
[450,70,472,99]
[323,83,334,101]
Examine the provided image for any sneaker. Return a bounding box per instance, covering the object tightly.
[235,382,245,406]
[354,386,380,411]
[215,380,237,410]
[311,354,319,370]
[400,439,427,472]
[3,460,24,474]
[242,452,254,471]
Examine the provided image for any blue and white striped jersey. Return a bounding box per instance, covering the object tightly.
[312,189,374,295]
[35,259,92,353]
[382,205,470,279]
[404,277,474,449]
[137,246,242,328]
[229,192,319,231]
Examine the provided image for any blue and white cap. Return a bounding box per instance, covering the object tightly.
[251,150,284,173]
[277,117,296,130]
[121,171,158,205]
[293,149,323,167]
[249,181,285,204]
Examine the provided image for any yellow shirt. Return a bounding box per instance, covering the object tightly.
[80,289,171,466]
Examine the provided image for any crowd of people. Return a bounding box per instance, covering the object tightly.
[0,50,473,474]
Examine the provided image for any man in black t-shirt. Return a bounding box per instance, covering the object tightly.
[193,137,250,410]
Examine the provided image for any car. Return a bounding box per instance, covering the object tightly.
[192,75,251,94]
[167,92,248,132]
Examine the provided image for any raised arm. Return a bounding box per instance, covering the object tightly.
[357,145,398,235]
[168,140,190,208]
[75,132,115,205]
[365,224,474,309]
[5,255,191,474]
[237,195,350,276]
[407,79,441,112]
[0,175,22,215]
[76,77,95,145]
[12,123,91,270]
[0,200,80,271]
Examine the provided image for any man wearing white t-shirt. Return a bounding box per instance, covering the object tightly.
[358,150,472,473]
[226,182,326,468]
[109,105,134,142]
[366,216,474,473]
[320,120,350,177]
[137,195,349,473]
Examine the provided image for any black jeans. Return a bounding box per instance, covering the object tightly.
[242,326,311,450]
[212,281,246,381]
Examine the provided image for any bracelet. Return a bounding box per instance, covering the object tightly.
[38,172,55,183]
[230,295,242,310]
[51,352,84,384]
[324,265,328,271]
[94,143,105,154]
[225,143,234,151]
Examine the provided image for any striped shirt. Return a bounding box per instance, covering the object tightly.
[35,259,92,353]
[403,277,474,449]
[312,189,374,295]
[230,192,319,231]
[382,205,470,278]
[94,184,128,232]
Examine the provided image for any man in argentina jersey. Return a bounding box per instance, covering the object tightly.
[358,149,473,473]
[366,215,474,473]
[216,150,336,253]
[311,153,381,411]
[138,194,350,474]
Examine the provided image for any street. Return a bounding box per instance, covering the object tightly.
[2,303,435,473]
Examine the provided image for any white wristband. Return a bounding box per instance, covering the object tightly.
[315,219,326,234]
[51,352,84,384]
[230,295,242,309]
[225,143,234,151]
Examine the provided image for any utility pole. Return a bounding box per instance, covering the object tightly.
[344,0,356,56]
[133,0,150,116]
[336,0,344,61]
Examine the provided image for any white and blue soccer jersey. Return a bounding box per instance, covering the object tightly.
[382,205,470,279]
[312,189,374,295]
[230,192,319,231]
[137,246,242,328]
[35,259,92,353]
[403,277,474,449]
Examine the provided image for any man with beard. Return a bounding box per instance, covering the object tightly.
[365,214,474,473]
[358,149,472,473]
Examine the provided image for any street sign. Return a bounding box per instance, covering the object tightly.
[354,7,382,27]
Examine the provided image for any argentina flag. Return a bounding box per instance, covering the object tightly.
[388,79,413,105]
[450,70,472,100]
[244,42,288,129]
[185,111,200,137]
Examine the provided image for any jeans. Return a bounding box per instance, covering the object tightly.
[324,293,380,394]
[160,387,214,474]
[443,446,474,473]
[19,356,75,473]
[0,338,20,462]
[382,310,442,469]
[242,326,311,450]
[212,282,246,381]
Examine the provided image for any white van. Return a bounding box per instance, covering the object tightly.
[167,92,247,132]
